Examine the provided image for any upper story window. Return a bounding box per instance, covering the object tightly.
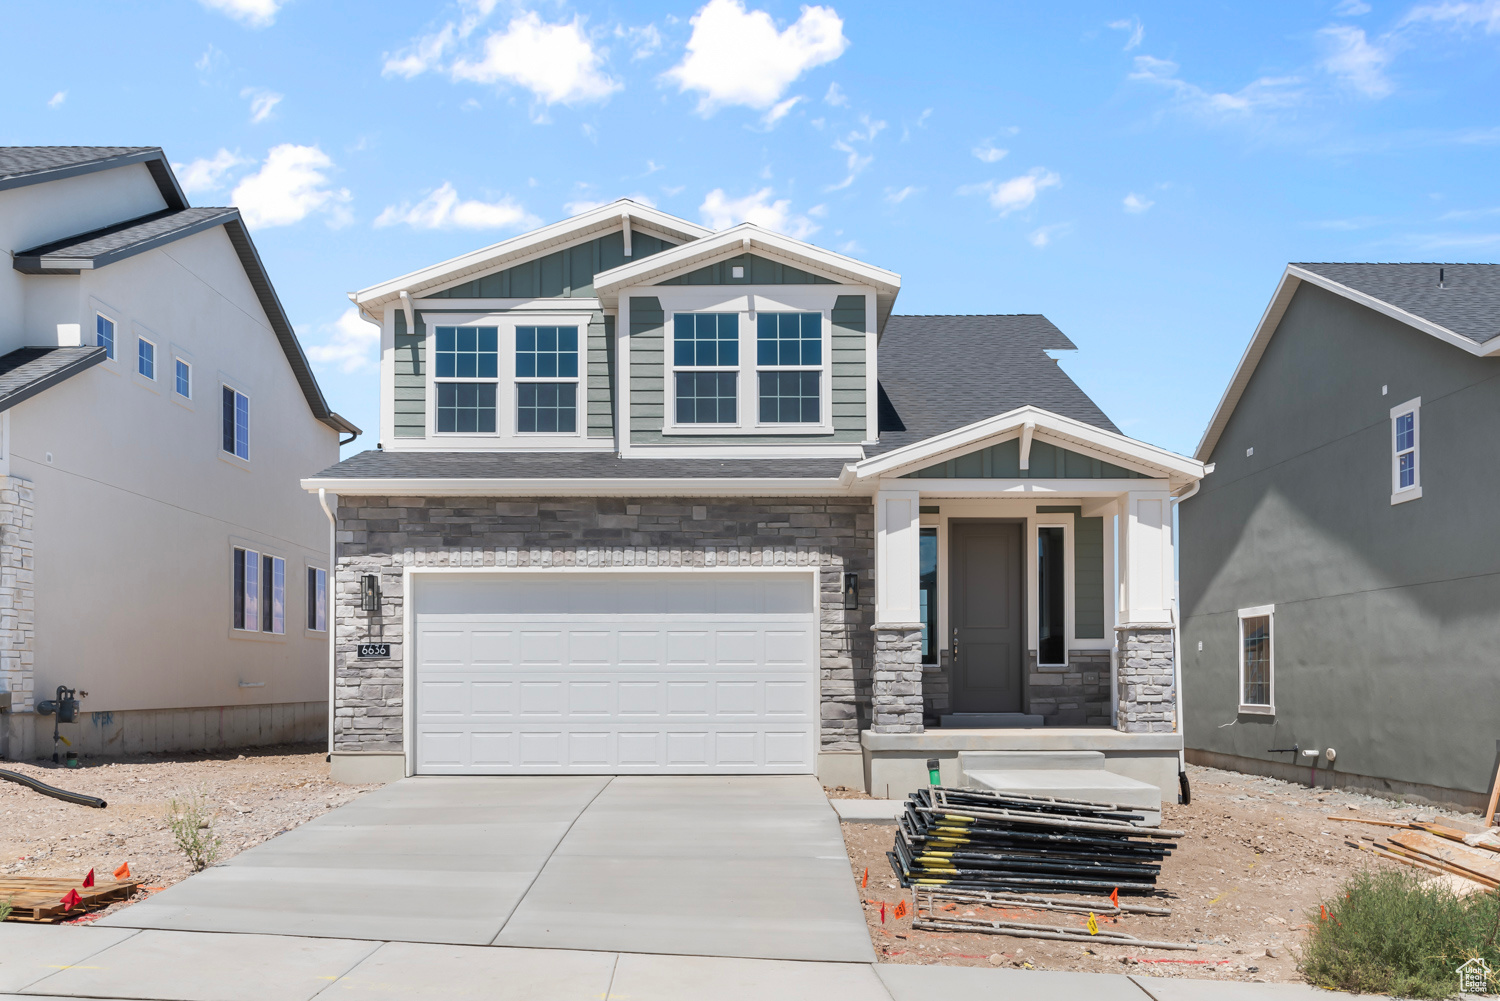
[757,313,822,424]
[137,338,155,380]
[175,358,192,398]
[95,314,116,360]
[435,326,498,433]
[673,313,739,425]
[665,308,829,431]
[516,326,578,433]
[222,386,250,460]
[1390,398,1421,504]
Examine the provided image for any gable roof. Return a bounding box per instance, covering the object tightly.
[0,347,108,413]
[870,314,1118,456]
[351,199,713,311]
[0,147,186,209]
[14,207,237,274]
[592,222,902,331]
[1196,262,1500,461]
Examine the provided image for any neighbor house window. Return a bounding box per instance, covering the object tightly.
[515,326,578,433]
[233,547,259,631]
[96,314,115,360]
[175,358,191,398]
[435,326,498,433]
[137,338,155,380]
[756,313,822,424]
[263,554,285,634]
[307,567,327,631]
[673,313,738,424]
[1390,398,1421,504]
[1238,605,1274,711]
[919,528,938,664]
[1037,526,1066,666]
[222,386,249,460]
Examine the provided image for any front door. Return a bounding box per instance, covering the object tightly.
[949,520,1024,713]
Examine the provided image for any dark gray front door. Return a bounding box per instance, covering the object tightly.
[949,520,1024,713]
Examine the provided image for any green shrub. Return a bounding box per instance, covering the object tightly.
[164,790,222,872]
[1298,868,1500,999]
[0,897,11,922]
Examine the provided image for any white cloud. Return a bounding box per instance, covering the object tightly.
[375,182,538,230]
[1400,0,1500,33]
[1317,25,1394,97]
[46,91,66,109]
[972,143,1008,163]
[824,81,848,106]
[761,95,803,128]
[241,87,284,123]
[1123,192,1154,213]
[563,193,658,215]
[1128,55,1304,118]
[195,44,224,72]
[665,0,848,113]
[1028,222,1072,248]
[826,114,885,191]
[884,185,919,204]
[173,149,247,195]
[1334,0,1372,13]
[384,22,458,79]
[449,13,619,104]
[306,308,380,374]
[961,167,1062,216]
[197,0,281,28]
[232,145,352,229]
[1109,16,1144,50]
[617,23,663,60]
[699,187,819,239]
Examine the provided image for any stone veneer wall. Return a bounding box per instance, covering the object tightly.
[0,475,35,713]
[1116,626,1177,733]
[871,626,923,733]
[1028,649,1112,726]
[333,496,875,754]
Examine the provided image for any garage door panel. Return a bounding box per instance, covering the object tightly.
[568,631,613,665]
[519,630,565,665]
[418,628,468,666]
[520,731,564,766]
[666,681,710,716]
[470,630,516,666]
[470,731,514,768]
[618,630,663,665]
[618,731,661,766]
[665,630,710,665]
[765,681,810,715]
[716,731,757,766]
[764,629,814,666]
[666,731,709,765]
[519,681,564,715]
[419,680,467,716]
[470,681,514,716]
[568,681,611,715]
[716,681,758,715]
[568,731,611,766]
[714,630,760,665]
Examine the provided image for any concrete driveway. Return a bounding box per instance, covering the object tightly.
[98,774,874,964]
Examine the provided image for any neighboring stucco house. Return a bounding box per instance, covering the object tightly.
[305,201,1203,796]
[1181,263,1500,809]
[0,147,358,760]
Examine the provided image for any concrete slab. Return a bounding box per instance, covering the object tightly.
[0,926,139,994]
[876,962,1150,1000]
[328,942,617,1000]
[20,930,377,1001]
[831,799,905,823]
[1131,976,1344,1000]
[609,952,886,1001]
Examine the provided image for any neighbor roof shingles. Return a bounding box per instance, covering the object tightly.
[15,207,237,272]
[312,451,850,481]
[1294,263,1500,345]
[0,147,157,181]
[0,347,108,413]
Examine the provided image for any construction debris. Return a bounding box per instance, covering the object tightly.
[1332,813,1500,890]
[0,875,140,922]
[912,886,1195,951]
[888,786,1179,896]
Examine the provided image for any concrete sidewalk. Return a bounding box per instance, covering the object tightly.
[0,925,1345,1001]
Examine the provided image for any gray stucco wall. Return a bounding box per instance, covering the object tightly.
[333,496,875,755]
[1180,281,1500,798]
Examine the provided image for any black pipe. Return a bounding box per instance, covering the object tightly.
[0,768,106,808]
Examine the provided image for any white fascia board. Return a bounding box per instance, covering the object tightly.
[1194,264,1500,462]
[302,476,861,498]
[897,477,1166,498]
[857,406,1204,481]
[351,200,711,310]
[625,443,866,459]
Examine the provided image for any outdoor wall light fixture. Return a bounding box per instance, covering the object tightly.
[360,573,381,612]
[843,572,859,610]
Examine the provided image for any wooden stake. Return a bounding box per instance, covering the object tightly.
[1485,760,1500,828]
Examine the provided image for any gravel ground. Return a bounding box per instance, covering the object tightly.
[1,744,376,920]
[838,762,1488,984]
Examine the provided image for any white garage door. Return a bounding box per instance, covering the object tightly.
[412,571,819,774]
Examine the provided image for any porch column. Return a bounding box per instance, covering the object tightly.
[1116,491,1178,734]
[871,489,924,733]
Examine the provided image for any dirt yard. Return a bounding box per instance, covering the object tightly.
[839,762,1489,984]
[1,744,376,919]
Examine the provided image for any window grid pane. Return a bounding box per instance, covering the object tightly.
[1399,452,1416,488]
[309,567,327,631]
[518,383,577,433]
[1242,615,1271,705]
[675,372,737,424]
[436,382,497,433]
[1395,413,1414,452]
[674,314,739,367]
[758,371,820,423]
[756,312,821,366]
[263,556,284,635]
[175,359,191,398]
[96,315,114,359]
[233,548,247,630]
[137,340,154,379]
[222,387,235,453]
[234,392,249,459]
[516,326,578,378]
[243,549,259,632]
[434,326,499,379]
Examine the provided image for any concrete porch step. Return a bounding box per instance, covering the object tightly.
[939,713,1044,728]
[958,750,1105,771]
[962,768,1162,827]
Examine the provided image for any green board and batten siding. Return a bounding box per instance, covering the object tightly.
[1036,505,1106,639]
[428,231,672,299]
[627,289,869,445]
[393,311,425,438]
[903,438,1147,479]
[657,253,836,286]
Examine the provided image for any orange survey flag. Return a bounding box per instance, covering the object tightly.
[893,899,909,920]
[60,889,82,910]
[861,868,869,888]
[114,862,131,880]
[83,868,95,888]
[1110,887,1119,908]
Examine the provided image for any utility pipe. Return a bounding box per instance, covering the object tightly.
[1168,476,1203,804]
[318,488,336,761]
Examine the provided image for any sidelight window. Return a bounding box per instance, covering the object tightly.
[1037,526,1066,666]
[919,528,938,664]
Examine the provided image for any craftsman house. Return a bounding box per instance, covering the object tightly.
[306,201,1203,804]
[0,147,358,760]
[1181,263,1500,810]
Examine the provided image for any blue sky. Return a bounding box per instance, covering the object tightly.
[6,0,1500,456]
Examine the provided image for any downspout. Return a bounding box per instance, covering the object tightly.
[1168,477,1203,803]
[318,488,336,762]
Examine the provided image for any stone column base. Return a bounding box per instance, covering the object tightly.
[1116,624,1177,734]
[871,624,924,733]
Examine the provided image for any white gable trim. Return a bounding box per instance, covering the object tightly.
[1195,264,1500,461]
[855,406,1203,486]
[352,200,712,311]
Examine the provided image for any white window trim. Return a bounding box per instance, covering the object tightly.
[1237,603,1274,714]
[304,564,329,635]
[94,311,118,363]
[173,354,193,403]
[135,334,157,383]
[752,311,832,432]
[220,381,251,468]
[422,311,591,444]
[667,310,744,432]
[1390,397,1422,505]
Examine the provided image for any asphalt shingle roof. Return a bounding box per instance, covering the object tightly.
[14,208,237,272]
[313,451,850,480]
[870,314,1118,456]
[0,147,185,208]
[0,347,107,412]
[1294,263,1500,345]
